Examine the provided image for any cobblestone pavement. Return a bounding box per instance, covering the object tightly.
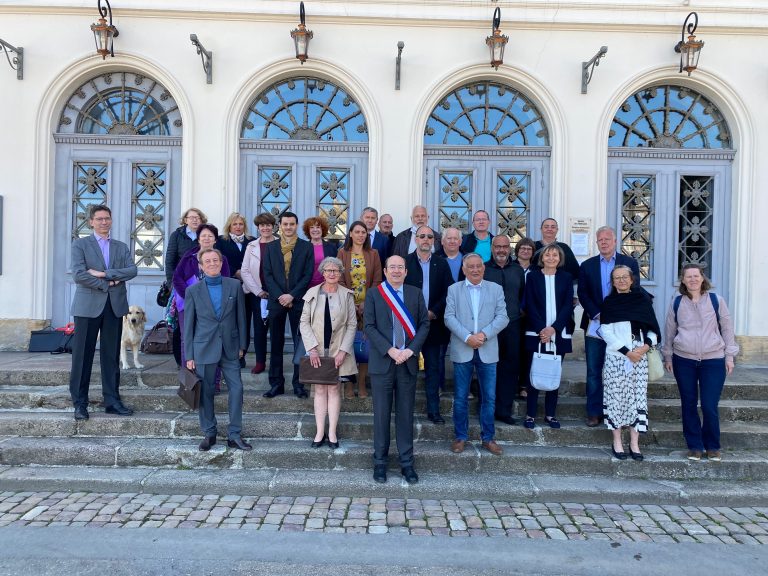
[1,491,767,544]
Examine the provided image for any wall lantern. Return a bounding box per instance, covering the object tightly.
[290,1,313,64]
[674,11,704,76]
[485,7,508,70]
[90,0,119,59]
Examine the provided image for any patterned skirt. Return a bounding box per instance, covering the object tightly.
[602,348,649,432]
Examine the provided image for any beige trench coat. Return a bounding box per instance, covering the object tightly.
[299,284,358,377]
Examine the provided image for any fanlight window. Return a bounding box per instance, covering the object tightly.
[58,72,182,136]
[242,77,368,141]
[425,81,548,146]
[610,85,730,149]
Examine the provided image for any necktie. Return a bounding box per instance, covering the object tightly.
[393,290,405,349]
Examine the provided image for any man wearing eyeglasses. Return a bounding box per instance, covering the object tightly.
[392,205,442,258]
[460,210,494,263]
[69,204,137,421]
[364,255,429,484]
[578,226,641,427]
[405,226,454,425]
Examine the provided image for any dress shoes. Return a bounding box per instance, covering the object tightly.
[427,413,445,425]
[496,415,517,426]
[227,437,253,451]
[611,447,628,460]
[481,440,503,456]
[327,439,340,450]
[629,450,644,462]
[311,436,327,448]
[294,387,309,399]
[239,357,246,369]
[105,403,134,416]
[585,416,603,427]
[373,465,387,484]
[401,466,419,484]
[263,386,284,398]
[451,439,466,454]
[74,406,89,421]
[251,362,266,375]
[199,436,217,451]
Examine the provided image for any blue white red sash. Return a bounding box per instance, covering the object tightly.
[378,281,416,339]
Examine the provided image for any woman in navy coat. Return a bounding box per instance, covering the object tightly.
[522,243,575,429]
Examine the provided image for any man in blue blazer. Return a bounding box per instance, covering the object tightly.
[184,248,250,451]
[445,253,509,456]
[364,255,430,485]
[577,226,640,426]
[362,207,391,267]
[69,204,137,421]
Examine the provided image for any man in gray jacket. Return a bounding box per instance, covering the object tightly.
[69,204,137,421]
[185,248,249,452]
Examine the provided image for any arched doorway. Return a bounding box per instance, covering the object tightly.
[423,80,551,242]
[52,71,183,326]
[607,84,734,318]
[239,76,369,241]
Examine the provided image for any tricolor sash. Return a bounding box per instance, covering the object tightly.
[378,281,416,339]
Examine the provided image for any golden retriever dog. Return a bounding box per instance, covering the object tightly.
[120,305,147,369]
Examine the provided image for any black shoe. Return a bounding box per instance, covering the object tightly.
[611,447,628,460]
[373,465,387,484]
[105,403,134,416]
[199,436,217,451]
[401,466,419,484]
[74,406,89,421]
[327,439,339,449]
[427,413,445,425]
[263,386,285,398]
[311,436,326,448]
[496,415,516,426]
[239,357,246,369]
[227,437,253,451]
[630,450,644,461]
[294,387,309,399]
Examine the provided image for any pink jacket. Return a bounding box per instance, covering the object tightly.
[662,292,739,363]
[240,239,271,296]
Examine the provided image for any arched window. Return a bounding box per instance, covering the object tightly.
[423,81,549,241]
[241,77,367,142]
[609,85,730,149]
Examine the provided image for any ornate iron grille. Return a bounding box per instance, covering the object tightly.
[610,85,730,149]
[258,166,292,221]
[242,77,368,142]
[678,175,714,275]
[425,81,548,146]
[496,171,529,245]
[316,168,349,240]
[59,72,181,135]
[132,164,167,269]
[72,163,108,239]
[621,175,655,280]
[437,171,472,232]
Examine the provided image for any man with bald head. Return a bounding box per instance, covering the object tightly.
[392,205,441,258]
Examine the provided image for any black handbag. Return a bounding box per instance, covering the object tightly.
[156,281,172,308]
[141,320,173,354]
[29,323,75,354]
[177,367,201,410]
[298,356,340,385]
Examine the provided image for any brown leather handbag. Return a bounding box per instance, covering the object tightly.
[177,367,201,409]
[298,356,339,385]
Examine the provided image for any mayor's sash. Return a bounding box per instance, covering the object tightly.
[378,281,416,339]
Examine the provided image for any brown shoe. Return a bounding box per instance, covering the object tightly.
[481,440,503,456]
[687,450,703,461]
[451,439,466,454]
[585,416,602,427]
[706,450,722,462]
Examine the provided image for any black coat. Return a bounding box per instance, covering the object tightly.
[165,225,197,282]
[216,235,256,277]
[523,268,575,354]
[262,238,313,316]
[484,258,524,323]
[404,252,453,344]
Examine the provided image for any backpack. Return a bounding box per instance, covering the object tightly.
[673,292,721,334]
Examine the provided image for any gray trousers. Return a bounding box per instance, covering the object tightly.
[197,356,244,440]
[371,363,416,468]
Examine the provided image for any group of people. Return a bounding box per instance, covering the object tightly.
[67,203,739,483]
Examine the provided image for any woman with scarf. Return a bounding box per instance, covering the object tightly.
[599,264,660,461]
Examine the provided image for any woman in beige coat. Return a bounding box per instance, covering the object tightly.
[299,257,358,449]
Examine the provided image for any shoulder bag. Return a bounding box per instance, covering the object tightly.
[646,347,665,382]
[530,342,562,391]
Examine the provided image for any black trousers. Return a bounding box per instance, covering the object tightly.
[69,297,123,409]
[371,363,416,468]
[268,303,303,391]
[495,319,521,419]
[247,293,268,364]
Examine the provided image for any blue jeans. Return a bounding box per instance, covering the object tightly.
[585,337,607,417]
[453,350,496,442]
[672,354,726,452]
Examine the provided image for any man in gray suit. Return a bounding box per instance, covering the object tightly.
[69,204,137,421]
[363,255,429,484]
[445,253,509,456]
[184,248,250,452]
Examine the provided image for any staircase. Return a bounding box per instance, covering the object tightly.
[1,351,767,505]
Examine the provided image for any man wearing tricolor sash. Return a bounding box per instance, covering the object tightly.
[364,255,429,485]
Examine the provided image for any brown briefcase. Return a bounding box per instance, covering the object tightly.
[298,356,339,386]
[177,367,201,410]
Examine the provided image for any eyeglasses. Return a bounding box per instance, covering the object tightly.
[613,275,631,281]
[416,234,434,239]
[387,265,406,270]
[186,215,201,221]
[323,269,341,275]
[92,217,112,222]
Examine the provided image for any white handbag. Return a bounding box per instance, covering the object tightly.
[530,342,562,391]
[646,347,664,382]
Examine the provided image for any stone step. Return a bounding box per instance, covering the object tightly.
[1,435,766,481]
[2,464,767,506]
[1,410,766,451]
